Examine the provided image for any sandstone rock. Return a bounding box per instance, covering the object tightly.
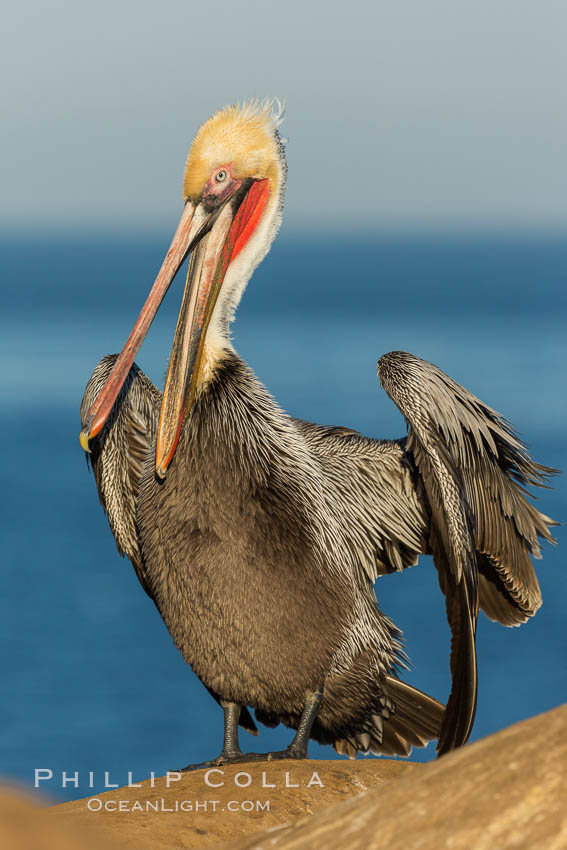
[49,759,418,849]
[0,785,118,850]
[228,704,567,850]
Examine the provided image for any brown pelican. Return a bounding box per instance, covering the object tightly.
[80,100,556,764]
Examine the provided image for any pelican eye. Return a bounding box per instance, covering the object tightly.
[215,169,228,183]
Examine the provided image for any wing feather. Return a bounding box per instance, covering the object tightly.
[378,351,557,622]
[378,350,557,752]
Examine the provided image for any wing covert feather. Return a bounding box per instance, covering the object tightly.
[293,420,429,583]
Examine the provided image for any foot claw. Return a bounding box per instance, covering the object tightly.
[178,750,243,772]
[178,748,308,771]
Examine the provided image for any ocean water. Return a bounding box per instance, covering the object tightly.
[1,231,565,802]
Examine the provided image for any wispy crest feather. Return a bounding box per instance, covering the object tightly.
[235,96,286,130]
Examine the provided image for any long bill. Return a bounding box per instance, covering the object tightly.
[79,200,212,450]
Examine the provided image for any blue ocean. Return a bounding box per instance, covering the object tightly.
[1,231,565,802]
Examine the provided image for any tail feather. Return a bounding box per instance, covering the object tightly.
[334,677,444,759]
[377,726,412,757]
[385,677,444,740]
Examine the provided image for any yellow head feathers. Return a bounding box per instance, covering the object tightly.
[183,98,285,202]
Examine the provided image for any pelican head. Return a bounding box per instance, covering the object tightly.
[80,98,286,477]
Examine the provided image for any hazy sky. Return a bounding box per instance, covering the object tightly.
[3,0,567,231]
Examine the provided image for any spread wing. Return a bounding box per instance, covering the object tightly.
[378,351,557,753]
[296,350,556,755]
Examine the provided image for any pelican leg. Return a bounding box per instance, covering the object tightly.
[238,685,324,763]
[219,699,244,760]
[284,686,323,758]
[180,700,244,771]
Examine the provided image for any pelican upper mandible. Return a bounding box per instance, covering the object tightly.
[80,99,556,765]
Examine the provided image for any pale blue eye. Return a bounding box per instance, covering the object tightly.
[216,170,227,183]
